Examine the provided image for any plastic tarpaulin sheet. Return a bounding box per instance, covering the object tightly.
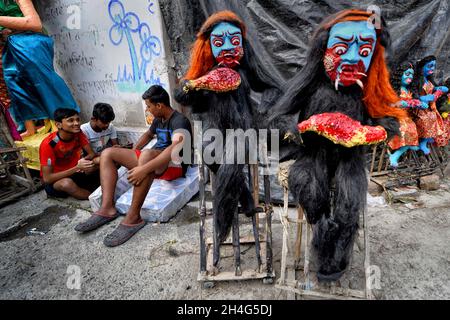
[160,0,449,83]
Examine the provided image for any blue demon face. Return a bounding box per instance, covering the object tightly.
[210,22,244,68]
[324,21,377,89]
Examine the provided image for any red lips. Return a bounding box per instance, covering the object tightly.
[338,62,366,86]
[216,47,244,68]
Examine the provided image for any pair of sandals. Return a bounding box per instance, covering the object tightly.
[75,213,146,247]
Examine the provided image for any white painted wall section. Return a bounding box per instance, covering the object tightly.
[34,0,176,130]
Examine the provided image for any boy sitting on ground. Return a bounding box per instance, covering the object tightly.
[39,108,100,200]
[81,102,118,155]
[75,85,192,247]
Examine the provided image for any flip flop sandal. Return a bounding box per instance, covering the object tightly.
[74,213,119,233]
[103,221,146,247]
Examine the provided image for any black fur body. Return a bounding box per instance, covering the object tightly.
[268,19,399,281]
[288,82,371,281]
[176,46,280,244]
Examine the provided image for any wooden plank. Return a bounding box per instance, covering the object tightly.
[279,188,289,285]
[198,270,275,282]
[377,146,386,173]
[370,145,377,174]
[0,187,31,207]
[275,283,366,300]
[232,209,242,276]
[0,147,27,154]
[363,206,373,300]
[202,241,275,282]
[294,207,304,267]
[206,235,265,246]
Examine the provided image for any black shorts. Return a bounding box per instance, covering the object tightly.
[44,171,101,198]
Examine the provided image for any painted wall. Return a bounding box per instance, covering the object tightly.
[34,0,176,128]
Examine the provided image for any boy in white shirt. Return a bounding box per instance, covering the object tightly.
[81,103,119,155]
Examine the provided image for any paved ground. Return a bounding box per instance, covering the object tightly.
[0,178,449,300]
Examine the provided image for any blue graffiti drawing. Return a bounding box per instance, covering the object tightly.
[108,0,163,93]
[147,0,155,15]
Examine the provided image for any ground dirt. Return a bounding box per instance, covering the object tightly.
[0,178,449,300]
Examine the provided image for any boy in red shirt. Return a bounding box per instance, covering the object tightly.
[39,108,100,199]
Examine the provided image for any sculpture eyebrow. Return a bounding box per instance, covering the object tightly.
[359,35,375,43]
[335,35,355,42]
[229,31,242,35]
[211,32,225,37]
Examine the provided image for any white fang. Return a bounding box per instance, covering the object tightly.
[356,79,364,89]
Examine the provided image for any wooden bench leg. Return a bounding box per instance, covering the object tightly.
[232,208,242,276]
[252,213,262,273]
[294,207,304,269]
[212,212,220,275]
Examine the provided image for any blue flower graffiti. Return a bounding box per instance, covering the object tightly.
[108,0,164,93]
[148,0,155,14]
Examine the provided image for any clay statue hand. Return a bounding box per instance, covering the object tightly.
[400,100,409,108]
[435,86,449,94]
[420,101,429,109]
[181,79,194,93]
[420,94,436,103]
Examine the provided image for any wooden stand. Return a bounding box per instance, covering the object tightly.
[369,143,448,187]
[275,162,373,300]
[0,110,37,207]
[197,161,275,287]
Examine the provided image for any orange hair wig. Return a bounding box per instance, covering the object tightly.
[319,10,407,120]
[184,11,247,80]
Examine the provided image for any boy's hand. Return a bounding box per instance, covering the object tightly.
[127,166,148,186]
[77,159,95,172]
[92,156,101,166]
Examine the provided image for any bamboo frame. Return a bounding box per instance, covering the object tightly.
[276,182,373,300]
[197,162,275,285]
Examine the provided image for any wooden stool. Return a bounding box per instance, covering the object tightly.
[197,158,275,287]
[275,161,374,300]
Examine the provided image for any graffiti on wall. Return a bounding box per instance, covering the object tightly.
[108,0,165,93]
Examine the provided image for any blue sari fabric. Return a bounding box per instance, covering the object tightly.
[2,32,79,129]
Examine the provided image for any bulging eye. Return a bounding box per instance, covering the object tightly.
[231,36,241,46]
[212,38,224,47]
[333,45,348,55]
[360,46,373,57]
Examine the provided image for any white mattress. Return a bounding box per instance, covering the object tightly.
[115,165,199,222]
[89,139,199,222]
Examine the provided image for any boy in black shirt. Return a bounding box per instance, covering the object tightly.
[75,85,192,247]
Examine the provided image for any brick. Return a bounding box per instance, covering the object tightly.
[419,174,441,191]
[368,181,384,196]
